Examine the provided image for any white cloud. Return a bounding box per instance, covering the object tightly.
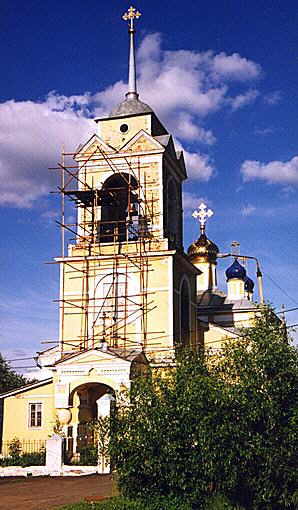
[174,113,216,144]
[183,192,210,211]
[230,89,259,110]
[0,33,261,207]
[241,156,298,184]
[241,204,256,216]
[174,139,215,181]
[254,126,274,136]
[184,151,215,181]
[212,52,261,81]
[0,98,94,207]
[264,90,282,105]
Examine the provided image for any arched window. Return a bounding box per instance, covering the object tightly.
[167,178,179,245]
[180,279,190,346]
[99,173,138,243]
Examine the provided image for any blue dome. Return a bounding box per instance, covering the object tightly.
[244,276,255,292]
[226,259,246,281]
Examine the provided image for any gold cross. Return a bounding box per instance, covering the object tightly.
[122,6,142,29]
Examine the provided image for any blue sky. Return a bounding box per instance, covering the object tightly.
[1,1,298,371]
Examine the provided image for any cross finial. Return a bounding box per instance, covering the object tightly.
[122,6,141,101]
[122,6,142,31]
[192,202,214,234]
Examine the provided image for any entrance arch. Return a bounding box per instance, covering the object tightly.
[65,382,115,465]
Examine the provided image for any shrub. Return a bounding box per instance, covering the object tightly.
[109,308,298,509]
[58,496,192,509]
[76,445,98,466]
[0,449,45,467]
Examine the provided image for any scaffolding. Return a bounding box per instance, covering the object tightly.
[49,142,168,358]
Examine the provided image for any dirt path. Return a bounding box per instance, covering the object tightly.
[0,474,113,510]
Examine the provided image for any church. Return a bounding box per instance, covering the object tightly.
[0,7,264,455]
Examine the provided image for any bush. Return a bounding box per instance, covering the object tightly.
[109,308,298,509]
[0,449,45,467]
[58,496,192,509]
[205,494,244,510]
[76,445,98,466]
[58,495,243,509]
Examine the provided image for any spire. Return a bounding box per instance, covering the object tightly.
[122,6,142,100]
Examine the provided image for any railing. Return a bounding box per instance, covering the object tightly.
[1,439,46,457]
[0,439,46,467]
[64,427,98,466]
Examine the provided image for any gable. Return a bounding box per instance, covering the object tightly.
[120,130,164,153]
[55,348,131,368]
[75,134,116,160]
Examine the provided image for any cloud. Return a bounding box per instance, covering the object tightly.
[174,139,215,181]
[264,90,282,105]
[241,156,298,184]
[174,113,216,144]
[0,33,261,207]
[183,192,211,211]
[230,89,259,110]
[212,52,261,81]
[0,98,94,207]
[241,204,256,216]
[254,126,274,136]
[184,151,215,181]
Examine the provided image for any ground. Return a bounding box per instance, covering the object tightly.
[0,474,112,510]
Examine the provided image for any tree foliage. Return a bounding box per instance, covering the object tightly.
[0,353,29,394]
[109,308,298,509]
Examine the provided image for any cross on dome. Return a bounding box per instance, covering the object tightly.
[192,203,214,234]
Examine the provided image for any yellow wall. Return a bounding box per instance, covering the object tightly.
[98,114,152,149]
[2,382,55,443]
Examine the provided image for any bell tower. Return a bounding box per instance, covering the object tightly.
[55,6,199,364]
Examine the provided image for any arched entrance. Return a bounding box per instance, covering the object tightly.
[65,382,115,466]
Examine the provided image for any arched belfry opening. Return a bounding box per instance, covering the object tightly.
[99,173,139,243]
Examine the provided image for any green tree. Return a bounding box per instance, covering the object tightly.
[215,308,298,509]
[109,308,298,509]
[0,353,29,393]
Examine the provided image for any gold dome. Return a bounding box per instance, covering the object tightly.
[188,233,219,264]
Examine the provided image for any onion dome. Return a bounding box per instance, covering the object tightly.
[188,233,219,264]
[225,259,246,281]
[244,276,255,293]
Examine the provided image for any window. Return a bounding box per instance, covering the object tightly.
[29,403,42,428]
[180,279,190,346]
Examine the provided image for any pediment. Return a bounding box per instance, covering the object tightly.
[56,348,135,368]
[75,134,116,160]
[120,130,164,153]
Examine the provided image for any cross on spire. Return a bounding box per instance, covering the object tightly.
[122,6,142,100]
[192,202,214,234]
[122,6,142,30]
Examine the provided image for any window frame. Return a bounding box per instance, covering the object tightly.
[28,402,43,429]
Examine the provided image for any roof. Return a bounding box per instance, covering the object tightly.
[0,378,53,399]
[110,97,153,117]
[197,289,258,312]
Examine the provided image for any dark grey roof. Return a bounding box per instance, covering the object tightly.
[110,97,153,117]
[0,378,53,399]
